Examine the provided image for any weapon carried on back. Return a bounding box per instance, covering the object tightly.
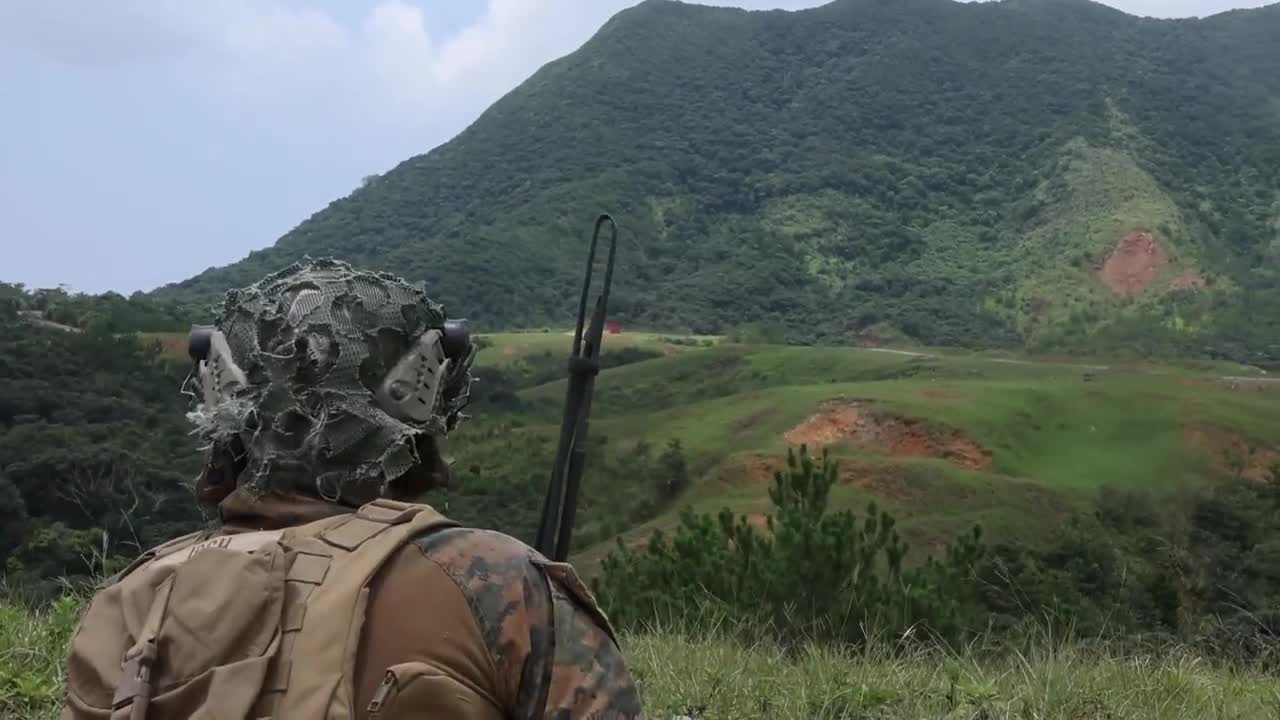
[535,213,619,562]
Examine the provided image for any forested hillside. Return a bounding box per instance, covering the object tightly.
[0,286,206,599]
[151,0,1280,363]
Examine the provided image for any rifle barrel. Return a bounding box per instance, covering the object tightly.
[535,214,618,561]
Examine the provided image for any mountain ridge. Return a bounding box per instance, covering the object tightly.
[151,0,1280,362]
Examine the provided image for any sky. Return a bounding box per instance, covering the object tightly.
[1,0,1273,295]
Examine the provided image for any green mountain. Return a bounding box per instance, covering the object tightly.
[153,0,1280,363]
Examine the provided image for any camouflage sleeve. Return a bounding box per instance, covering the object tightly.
[413,528,646,720]
[539,562,647,720]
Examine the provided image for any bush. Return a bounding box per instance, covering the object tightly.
[594,445,986,650]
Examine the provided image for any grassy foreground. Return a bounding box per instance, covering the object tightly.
[5,598,1278,719]
[626,629,1280,720]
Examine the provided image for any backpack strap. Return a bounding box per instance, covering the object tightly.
[270,498,458,719]
[109,574,175,720]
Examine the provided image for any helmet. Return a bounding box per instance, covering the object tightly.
[185,257,475,507]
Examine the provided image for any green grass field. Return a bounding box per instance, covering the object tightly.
[447,331,1280,574]
[137,328,723,365]
[473,329,721,367]
[6,598,1278,720]
[135,327,1280,572]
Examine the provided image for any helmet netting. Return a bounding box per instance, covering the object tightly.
[186,257,473,506]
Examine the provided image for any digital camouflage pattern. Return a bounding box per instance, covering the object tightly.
[186,257,475,507]
[544,573,646,719]
[405,527,647,719]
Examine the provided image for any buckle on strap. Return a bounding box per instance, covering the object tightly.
[112,639,158,710]
[110,573,174,719]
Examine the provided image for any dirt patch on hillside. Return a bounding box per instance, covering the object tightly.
[1099,230,1168,297]
[783,401,992,470]
[1184,427,1280,482]
[783,404,863,448]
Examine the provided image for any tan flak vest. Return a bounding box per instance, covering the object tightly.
[61,498,458,720]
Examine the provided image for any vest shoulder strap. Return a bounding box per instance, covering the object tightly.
[272,498,458,719]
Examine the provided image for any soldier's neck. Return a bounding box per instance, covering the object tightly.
[218,486,354,533]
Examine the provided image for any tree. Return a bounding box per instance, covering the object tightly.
[594,445,987,648]
[655,439,689,499]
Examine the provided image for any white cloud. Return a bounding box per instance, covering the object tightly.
[4,0,1270,133]
[211,2,348,61]
[345,0,829,120]
[0,0,830,128]
[1102,0,1271,16]
[4,0,1272,143]
[361,1,438,109]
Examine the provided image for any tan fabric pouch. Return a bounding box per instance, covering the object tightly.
[364,662,504,720]
[62,532,287,719]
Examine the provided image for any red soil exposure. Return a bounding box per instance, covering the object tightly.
[1099,230,1168,297]
[782,402,993,470]
[1184,427,1280,482]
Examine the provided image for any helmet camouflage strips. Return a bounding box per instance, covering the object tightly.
[185,257,476,506]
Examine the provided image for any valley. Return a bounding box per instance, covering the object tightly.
[5,0,1280,714]
[386,329,1280,574]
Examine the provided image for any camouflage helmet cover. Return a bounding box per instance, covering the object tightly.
[186,257,475,505]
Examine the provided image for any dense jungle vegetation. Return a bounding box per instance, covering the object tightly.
[151,0,1280,364]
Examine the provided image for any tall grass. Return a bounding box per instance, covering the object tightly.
[5,596,1278,720]
[622,620,1280,719]
[0,596,79,719]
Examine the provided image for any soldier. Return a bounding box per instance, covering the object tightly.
[60,258,647,719]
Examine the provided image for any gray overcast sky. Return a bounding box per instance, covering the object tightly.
[0,0,1273,294]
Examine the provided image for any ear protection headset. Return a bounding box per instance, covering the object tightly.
[186,320,475,424]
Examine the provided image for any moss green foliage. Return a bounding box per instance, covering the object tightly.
[0,282,196,334]
[595,446,987,647]
[976,477,1280,667]
[150,0,1280,363]
[597,442,1280,667]
[0,288,206,600]
[6,291,1280,597]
